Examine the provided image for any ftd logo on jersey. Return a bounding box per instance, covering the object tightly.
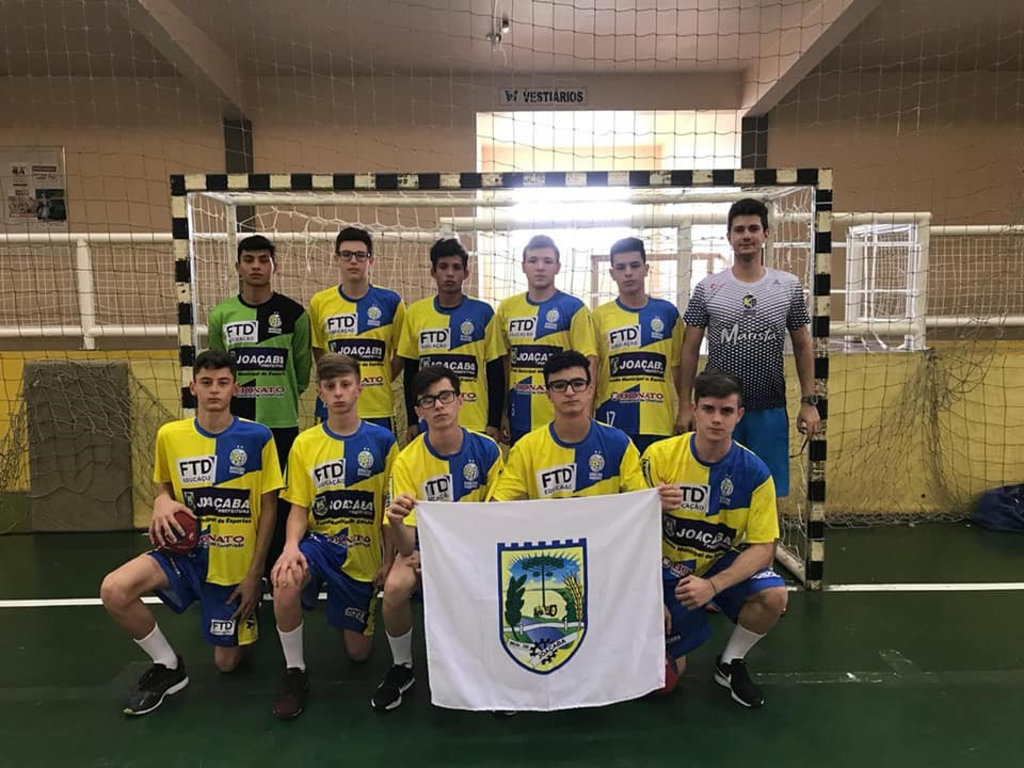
[419,328,451,351]
[676,483,710,513]
[607,324,640,351]
[326,313,358,335]
[224,321,258,344]
[537,464,576,496]
[313,459,346,490]
[508,317,536,339]
[422,474,454,502]
[178,456,216,485]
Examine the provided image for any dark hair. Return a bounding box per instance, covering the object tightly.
[429,238,468,270]
[543,350,591,385]
[610,236,646,264]
[317,352,361,381]
[693,371,744,406]
[522,234,560,262]
[236,234,276,263]
[194,349,236,378]
[727,198,769,231]
[335,226,373,256]
[412,365,461,399]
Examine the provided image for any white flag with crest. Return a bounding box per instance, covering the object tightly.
[416,489,664,711]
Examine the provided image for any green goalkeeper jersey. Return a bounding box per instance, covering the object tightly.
[208,293,312,429]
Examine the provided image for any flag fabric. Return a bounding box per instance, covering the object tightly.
[417,489,664,711]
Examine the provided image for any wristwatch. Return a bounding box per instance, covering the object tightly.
[800,395,820,406]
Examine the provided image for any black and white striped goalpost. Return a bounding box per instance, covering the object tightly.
[169,168,831,590]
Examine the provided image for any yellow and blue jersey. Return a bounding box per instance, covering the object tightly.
[386,428,504,527]
[309,284,405,419]
[593,297,682,437]
[495,291,597,435]
[283,420,398,582]
[153,417,284,586]
[490,419,645,500]
[397,296,501,432]
[641,433,778,578]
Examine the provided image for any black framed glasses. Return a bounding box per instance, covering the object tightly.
[338,250,371,262]
[546,378,589,393]
[416,389,457,409]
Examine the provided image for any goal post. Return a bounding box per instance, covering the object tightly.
[170,168,833,590]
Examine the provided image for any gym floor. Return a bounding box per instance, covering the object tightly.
[1,523,1021,767]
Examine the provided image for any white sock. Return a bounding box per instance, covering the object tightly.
[721,624,765,664]
[277,623,306,671]
[387,629,413,668]
[135,624,177,668]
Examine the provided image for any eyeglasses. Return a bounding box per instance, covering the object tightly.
[546,378,589,393]
[416,389,457,409]
[338,250,371,262]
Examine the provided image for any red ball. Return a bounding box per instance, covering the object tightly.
[160,510,199,556]
[655,656,680,696]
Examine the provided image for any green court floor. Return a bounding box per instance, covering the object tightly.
[1,523,1021,767]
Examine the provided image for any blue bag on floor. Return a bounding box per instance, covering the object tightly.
[972,484,1024,532]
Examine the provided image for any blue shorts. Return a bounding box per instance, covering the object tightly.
[298,533,378,635]
[732,407,790,496]
[630,433,671,455]
[148,549,258,647]
[664,550,786,660]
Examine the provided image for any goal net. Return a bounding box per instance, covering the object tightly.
[181,172,829,586]
[1,0,1022,592]
[0,234,177,533]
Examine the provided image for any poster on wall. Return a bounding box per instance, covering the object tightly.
[0,147,68,231]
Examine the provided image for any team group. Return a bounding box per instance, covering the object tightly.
[98,197,822,718]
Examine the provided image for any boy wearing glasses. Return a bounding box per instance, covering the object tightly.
[593,237,683,454]
[371,365,504,711]
[490,350,650,500]
[308,227,406,432]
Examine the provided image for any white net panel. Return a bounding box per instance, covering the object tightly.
[0,234,176,532]
[928,231,1024,320]
[185,184,818,572]
[829,223,1024,525]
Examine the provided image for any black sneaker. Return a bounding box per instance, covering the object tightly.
[714,656,764,708]
[370,664,415,711]
[122,656,188,716]
[273,668,309,720]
